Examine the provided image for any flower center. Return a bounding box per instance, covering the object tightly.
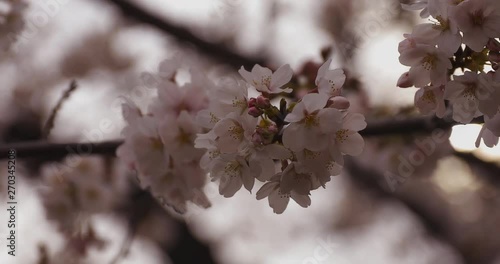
[433,16,450,31]
[304,149,320,160]
[209,112,220,124]
[336,129,349,143]
[176,128,192,144]
[228,123,244,140]
[150,137,163,150]
[224,161,241,178]
[261,75,272,87]
[470,10,485,27]
[422,90,436,103]
[232,97,247,110]
[463,84,477,99]
[277,189,291,199]
[303,112,319,128]
[208,150,220,160]
[422,54,437,70]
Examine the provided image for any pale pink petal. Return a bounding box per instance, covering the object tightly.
[270,64,293,90]
[256,182,279,200]
[339,132,365,156]
[291,193,311,208]
[302,93,328,113]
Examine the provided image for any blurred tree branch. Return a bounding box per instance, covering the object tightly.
[105,0,265,69]
[344,158,475,264]
[0,115,486,160]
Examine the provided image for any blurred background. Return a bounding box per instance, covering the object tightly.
[0,0,500,263]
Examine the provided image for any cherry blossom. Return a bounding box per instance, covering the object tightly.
[328,113,367,166]
[399,43,452,87]
[256,173,311,214]
[119,57,365,214]
[414,84,446,118]
[444,72,493,123]
[239,64,293,94]
[476,112,500,147]
[282,93,343,152]
[453,0,500,52]
[315,58,346,97]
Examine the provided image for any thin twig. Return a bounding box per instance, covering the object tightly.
[42,81,78,139]
[105,0,266,69]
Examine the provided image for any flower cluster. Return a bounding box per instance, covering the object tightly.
[117,59,212,214]
[194,59,366,213]
[118,57,365,214]
[398,0,500,147]
[0,0,27,53]
[40,157,128,233]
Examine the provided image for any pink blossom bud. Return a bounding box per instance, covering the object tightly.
[255,95,271,109]
[397,72,413,88]
[251,132,264,145]
[248,98,257,108]
[488,52,500,63]
[330,96,350,109]
[487,39,500,52]
[267,123,278,134]
[248,106,263,117]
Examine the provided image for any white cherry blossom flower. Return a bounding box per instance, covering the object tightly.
[196,79,248,129]
[295,149,342,189]
[315,58,346,98]
[280,163,314,195]
[453,0,500,51]
[329,113,367,166]
[117,106,170,179]
[414,84,446,118]
[399,44,452,87]
[256,173,311,214]
[211,154,257,197]
[476,112,500,147]
[212,112,257,154]
[244,143,292,181]
[195,131,221,171]
[149,71,210,118]
[239,64,293,94]
[159,110,204,162]
[445,71,492,123]
[408,12,461,56]
[282,94,343,152]
[149,163,210,214]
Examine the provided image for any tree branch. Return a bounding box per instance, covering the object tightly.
[344,158,473,264]
[0,115,485,160]
[105,0,265,69]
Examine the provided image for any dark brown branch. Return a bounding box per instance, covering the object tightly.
[105,0,265,69]
[42,80,78,139]
[1,140,122,160]
[344,158,473,264]
[454,151,500,187]
[0,115,485,161]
